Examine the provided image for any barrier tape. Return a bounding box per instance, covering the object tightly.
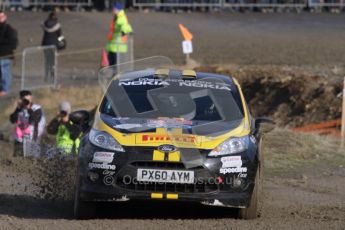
[0,47,104,60]
[57,47,103,57]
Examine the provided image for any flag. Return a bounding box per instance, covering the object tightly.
[179,23,193,41]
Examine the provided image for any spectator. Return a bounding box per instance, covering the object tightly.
[42,11,62,48]
[41,11,63,82]
[105,2,133,66]
[47,101,82,155]
[0,11,18,97]
[9,90,46,157]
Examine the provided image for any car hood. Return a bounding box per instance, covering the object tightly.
[93,113,251,150]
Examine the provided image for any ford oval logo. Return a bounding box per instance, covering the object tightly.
[158,145,177,153]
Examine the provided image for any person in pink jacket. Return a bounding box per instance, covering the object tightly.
[10,90,46,156]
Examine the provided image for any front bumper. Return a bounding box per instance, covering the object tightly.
[77,140,258,208]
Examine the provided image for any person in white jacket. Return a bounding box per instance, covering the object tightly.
[9,90,46,157]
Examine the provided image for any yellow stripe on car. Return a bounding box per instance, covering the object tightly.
[168,151,180,162]
[153,150,165,161]
[151,193,163,199]
[166,194,179,200]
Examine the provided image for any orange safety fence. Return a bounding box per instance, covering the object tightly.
[293,119,341,137]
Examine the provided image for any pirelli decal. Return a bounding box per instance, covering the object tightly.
[140,134,197,144]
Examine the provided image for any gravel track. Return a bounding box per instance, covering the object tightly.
[0,11,345,230]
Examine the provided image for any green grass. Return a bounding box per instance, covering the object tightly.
[263,129,345,177]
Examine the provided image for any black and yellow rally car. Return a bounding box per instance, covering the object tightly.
[74,66,274,219]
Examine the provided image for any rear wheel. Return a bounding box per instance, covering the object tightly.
[73,176,96,219]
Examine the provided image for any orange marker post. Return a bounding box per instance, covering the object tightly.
[179,24,193,63]
[179,24,193,41]
[101,49,109,67]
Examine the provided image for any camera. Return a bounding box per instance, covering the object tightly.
[60,111,68,117]
[21,98,30,107]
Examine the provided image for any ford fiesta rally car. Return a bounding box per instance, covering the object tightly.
[74,65,274,219]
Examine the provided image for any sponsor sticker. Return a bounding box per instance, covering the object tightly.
[146,118,193,128]
[219,167,247,175]
[114,124,142,129]
[141,134,196,144]
[178,81,230,91]
[238,173,247,178]
[103,170,116,176]
[92,152,114,164]
[88,163,116,170]
[119,78,231,91]
[221,156,242,168]
[119,79,169,86]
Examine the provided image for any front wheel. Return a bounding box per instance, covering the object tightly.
[237,162,263,219]
[73,176,96,219]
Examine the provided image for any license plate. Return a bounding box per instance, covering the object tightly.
[137,169,194,184]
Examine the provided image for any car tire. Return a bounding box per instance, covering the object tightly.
[73,176,96,219]
[237,145,263,220]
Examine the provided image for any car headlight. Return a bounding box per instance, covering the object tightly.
[208,137,247,157]
[89,129,125,152]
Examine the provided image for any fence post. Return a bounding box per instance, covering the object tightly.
[21,48,26,90]
[54,46,58,89]
[341,76,345,147]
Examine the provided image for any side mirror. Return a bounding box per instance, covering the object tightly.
[255,117,275,134]
[70,110,91,133]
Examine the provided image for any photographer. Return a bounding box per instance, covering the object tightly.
[47,101,82,155]
[9,90,46,156]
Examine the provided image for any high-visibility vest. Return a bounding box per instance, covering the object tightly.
[56,121,81,155]
[106,10,133,53]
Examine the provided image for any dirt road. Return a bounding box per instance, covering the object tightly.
[0,129,344,230]
[7,11,345,69]
[0,176,344,230]
[0,12,345,230]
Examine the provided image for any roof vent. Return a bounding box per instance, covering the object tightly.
[182,70,197,79]
[154,69,170,78]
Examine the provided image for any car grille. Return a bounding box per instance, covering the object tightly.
[130,161,204,170]
[116,177,218,194]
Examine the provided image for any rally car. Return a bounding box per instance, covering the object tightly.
[74,67,274,219]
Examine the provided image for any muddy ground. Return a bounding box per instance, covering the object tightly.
[0,12,345,230]
[0,129,344,230]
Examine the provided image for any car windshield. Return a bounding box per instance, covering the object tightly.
[99,71,245,136]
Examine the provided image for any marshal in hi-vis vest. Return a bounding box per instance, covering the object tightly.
[56,121,81,155]
[106,10,133,53]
